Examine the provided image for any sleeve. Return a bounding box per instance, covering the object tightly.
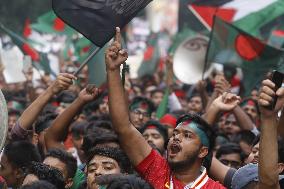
[224,168,237,189]
[10,121,29,140]
[135,149,170,188]
[168,93,182,112]
[250,125,260,136]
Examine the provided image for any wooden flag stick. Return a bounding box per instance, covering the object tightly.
[73,47,101,76]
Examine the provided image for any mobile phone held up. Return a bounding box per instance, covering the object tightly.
[266,70,284,110]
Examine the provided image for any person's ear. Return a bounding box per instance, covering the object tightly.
[278,163,284,174]
[198,146,208,159]
[65,178,73,189]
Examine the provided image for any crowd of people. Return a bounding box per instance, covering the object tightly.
[0,27,284,189]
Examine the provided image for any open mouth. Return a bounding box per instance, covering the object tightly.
[169,143,181,157]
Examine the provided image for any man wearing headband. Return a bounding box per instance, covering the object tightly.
[105,28,227,189]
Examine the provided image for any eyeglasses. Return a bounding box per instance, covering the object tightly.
[132,109,150,118]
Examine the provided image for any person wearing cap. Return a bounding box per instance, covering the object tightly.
[140,120,168,155]
[160,113,177,137]
[129,96,155,129]
[105,28,231,189]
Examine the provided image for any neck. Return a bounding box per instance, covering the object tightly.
[173,162,202,184]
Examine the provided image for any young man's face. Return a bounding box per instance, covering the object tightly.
[143,128,165,154]
[43,157,68,180]
[246,142,259,164]
[167,125,207,170]
[242,104,258,121]
[130,108,150,129]
[187,96,203,114]
[0,154,19,188]
[151,92,164,107]
[87,155,121,189]
[223,114,240,135]
[219,153,242,169]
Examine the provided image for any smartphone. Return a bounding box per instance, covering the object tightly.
[267,70,284,110]
[22,55,32,73]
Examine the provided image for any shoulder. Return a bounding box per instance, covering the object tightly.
[204,178,227,189]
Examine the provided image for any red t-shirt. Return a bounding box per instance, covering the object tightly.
[136,150,226,189]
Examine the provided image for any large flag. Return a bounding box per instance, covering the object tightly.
[268,30,284,49]
[137,33,160,77]
[32,11,75,36]
[206,17,284,96]
[0,24,55,76]
[52,0,153,47]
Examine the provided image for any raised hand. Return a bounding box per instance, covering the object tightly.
[49,73,77,94]
[78,84,100,103]
[258,79,284,116]
[212,92,241,112]
[105,27,128,71]
[214,74,231,96]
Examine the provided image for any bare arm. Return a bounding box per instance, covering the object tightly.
[233,105,255,131]
[258,79,281,189]
[106,27,151,166]
[18,73,76,130]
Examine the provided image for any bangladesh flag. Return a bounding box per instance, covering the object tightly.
[137,33,160,78]
[32,11,75,36]
[0,23,55,76]
[268,30,284,49]
[206,17,284,96]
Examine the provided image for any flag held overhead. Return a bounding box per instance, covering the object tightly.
[52,0,153,47]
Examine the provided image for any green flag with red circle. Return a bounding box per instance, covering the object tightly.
[206,17,284,96]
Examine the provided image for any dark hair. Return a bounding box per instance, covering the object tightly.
[150,89,164,97]
[216,143,245,162]
[45,148,77,179]
[34,113,58,134]
[176,114,216,154]
[278,139,284,165]
[87,147,133,174]
[20,181,56,189]
[82,132,119,157]
[86,121,114,134]
[56,91,77,104]
[139,120,168,149]
[252,135,260,147]
[4,141,41,169]
[233,130,256,146]
[70,121,88,136]
[27,162,65,189]
[99,175,153,189]
[129,97,155,114]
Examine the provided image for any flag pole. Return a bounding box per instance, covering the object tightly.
[73,47,101,76]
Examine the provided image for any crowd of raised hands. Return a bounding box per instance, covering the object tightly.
[0,27,283,189]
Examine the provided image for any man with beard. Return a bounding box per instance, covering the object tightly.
[105,27,232,189]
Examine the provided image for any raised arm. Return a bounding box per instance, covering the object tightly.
[232,105,255,131]
[18,73,76,130]
[45,85,100,150]
[106,27,151,166]
[258,79,281,189]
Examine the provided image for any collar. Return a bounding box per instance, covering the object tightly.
[170,166,209,189]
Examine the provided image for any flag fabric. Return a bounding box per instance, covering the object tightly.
[0,24,55,76]
[23,19,32,38]
[31,11,75,36]
[268,30,284,49]
[52,0,153,47]
[137,33,160,77]
[156,88,170,119]
[234,0,284,36]
[206,17,284,96]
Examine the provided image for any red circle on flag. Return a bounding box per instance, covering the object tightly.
[235,34,265,61]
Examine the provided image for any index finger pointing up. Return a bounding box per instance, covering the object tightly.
[115,27,121,43]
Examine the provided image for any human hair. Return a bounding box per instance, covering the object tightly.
[3,141,41,169]
[150,89,164,97]
[129,96,155,114]
[27,162,65,189]
[176,114,216,154]
[98,174,153,189]
[70,121,88,136]
[278,139,284,165]
[56,91,77,103]
[216,143,245,162]
[87,147,133,174]
[20,181,56,189]
[82,132,119,157]
[139,120,168,149]
[45,148,77,179]
[34,113,58,134]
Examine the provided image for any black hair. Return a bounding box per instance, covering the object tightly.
[139,120,168,149]
[176,114,216,154]
[150,89,164,97]
[129,96,155,114]
[216,143,245,162]
[20,181,56,189]
[98,174,153,189]
[233,130,256,146]
[70,121,88,136]
[85,120,114,134]
[45,148,77,179]
[252,135,260,147]
[82,132,119,157]
[56,91,77,103]
[4,141,41,169]
[87,147,133,174]
[34,113,58,134]
[27,162,65,189]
